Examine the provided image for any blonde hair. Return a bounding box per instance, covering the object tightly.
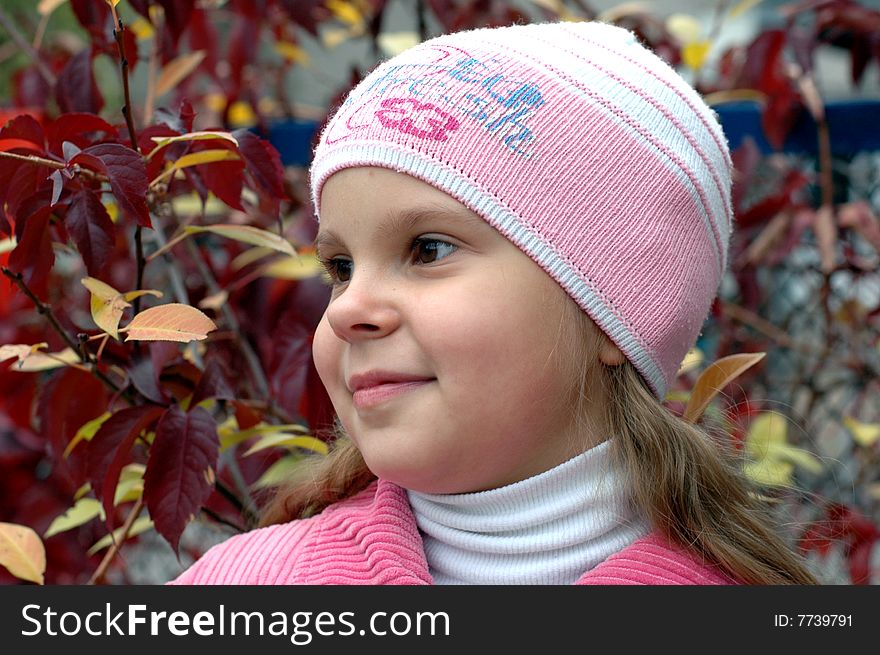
[260,299,819,585]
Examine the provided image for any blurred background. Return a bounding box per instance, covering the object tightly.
[0,0,878,585]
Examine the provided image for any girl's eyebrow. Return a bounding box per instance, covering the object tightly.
[314,205,484,251]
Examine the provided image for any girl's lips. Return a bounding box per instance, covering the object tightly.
[352,379,435,410]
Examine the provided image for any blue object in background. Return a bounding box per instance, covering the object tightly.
[713,99,880,157]
[265,118,320,167]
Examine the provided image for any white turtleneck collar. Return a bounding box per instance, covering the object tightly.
[406,440,650,584]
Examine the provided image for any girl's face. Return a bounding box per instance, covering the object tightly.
[313,167,609,493]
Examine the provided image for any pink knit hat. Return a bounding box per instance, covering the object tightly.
[309,20,733,399]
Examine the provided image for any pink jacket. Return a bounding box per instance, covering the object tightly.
[170,479,739,585]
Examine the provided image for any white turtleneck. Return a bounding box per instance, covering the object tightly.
[406,440,651,585]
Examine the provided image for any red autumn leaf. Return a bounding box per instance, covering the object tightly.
[55,49,105,115]
[269,316,312,421]
[65,190,115,278]
[190,357,236,407]
[38,367,108,488]
[70,0,112,44]
[227,15,260,94]
[278,0,329,36]
[158,0,196,48]
[233,130,288,200]
[193,143,245,210]
[144,405,219,553]
[0,114,45,153]
[12,66,51,109]
[87,405,165,529]
[8,206,54,288]
[736,170,809,229]
[188,9,219,79]
[6,164,53,226]
[72,144,151,228]
[46,114,119,156]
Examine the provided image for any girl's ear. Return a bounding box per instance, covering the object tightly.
[598,333,625,366]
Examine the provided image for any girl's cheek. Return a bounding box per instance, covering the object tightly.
[312,316,341,391]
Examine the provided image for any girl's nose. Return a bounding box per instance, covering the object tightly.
[324,269,401,342]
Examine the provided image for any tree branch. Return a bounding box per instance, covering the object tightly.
[1,267,129,397]
[87,497,143,585]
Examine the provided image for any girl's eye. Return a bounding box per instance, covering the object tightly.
[412,237,457,264]
[318,238,457,286]
[319,257,353,285]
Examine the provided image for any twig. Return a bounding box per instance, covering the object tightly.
[0,6,56,87]
[87,497,144,585]
[0,150,65,169]
[1,267,128,397]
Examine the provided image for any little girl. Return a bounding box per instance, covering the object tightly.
[172,20,817,585]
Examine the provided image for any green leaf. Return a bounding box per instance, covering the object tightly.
[244,433,328,457]
[44,498,105,538]
[64,411,112,458]
[252,455,305,489]
[257,254,325,280]
[87,517,154,556]
[184,224,296,257]
[219,421,310,450]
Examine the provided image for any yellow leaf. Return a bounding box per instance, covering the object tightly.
[219,421,310,451]
[148,131,238,156]
[683,352,765,422]
[252,455,305,489]
[377,31,421,57]
[730,0,763,18]
[87,517,153,556]
[683,40,711,70]
[0,236,17,254]
[843,416,880,447]
[327,0,364,27]
[322,27,361,49]
[152,150,241,187]
[703,89,767,106]
[44,498,105,538]
[228,101,257,128]
[105,0,122,6]
[130,17,154,40]
[745,412,788,457]
[0,342,48,365]
[10,347,80,372]
[170,192,229,218]
[64,411,112,458]
[114,464,146,505]
[529,0,564,12]
[258,253,325,280]
[0,522,46,584]
[764,442,823,475]
[123,303,217,343]
[184,224,296,257]
[82,277,130,340]
[156,51,207,97]
[676,347,704,376]
[38,0,67,16]
[230,246,275,270]
[744,458,794,488]
[664,390,691,404]
[199,290,229,311]
[244,433,328,457]
[122,288,163,303]
[666,14,702,43]
[275,41,310,65]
